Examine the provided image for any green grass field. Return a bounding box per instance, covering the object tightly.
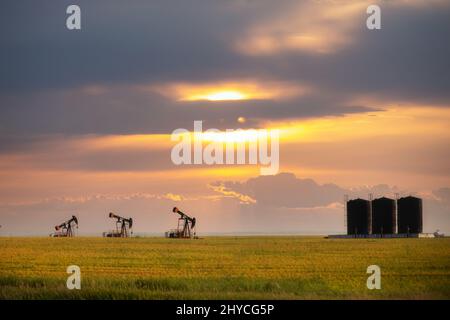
[0,236,449,299]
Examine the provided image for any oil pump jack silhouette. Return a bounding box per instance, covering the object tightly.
[103,212,133,237]
[166,207,197,238]
[50,215,78,237]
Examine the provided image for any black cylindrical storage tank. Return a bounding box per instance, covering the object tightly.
[347,198,371,235]
[397,196,423,234]
[372,197,396,234]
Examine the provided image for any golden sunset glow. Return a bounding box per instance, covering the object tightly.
[237,116,246,123]
[147,80,309,101]
[200,129,263,143]
[192,90,247,101]
[81,134,171,150]
[265,106,450,144]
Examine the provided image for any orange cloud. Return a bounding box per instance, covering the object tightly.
[235,1,367,55]
[208,183,256,204]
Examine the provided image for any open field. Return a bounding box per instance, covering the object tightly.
[0,236,449,299]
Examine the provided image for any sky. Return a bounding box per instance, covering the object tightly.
[0,0,449,235]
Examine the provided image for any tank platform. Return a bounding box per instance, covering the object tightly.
[327,233,436,239]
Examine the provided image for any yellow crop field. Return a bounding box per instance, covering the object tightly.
[0,237,449,299]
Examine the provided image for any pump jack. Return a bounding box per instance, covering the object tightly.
[103,212,133,237]
[165,207,197,238]
[50,215,78,237]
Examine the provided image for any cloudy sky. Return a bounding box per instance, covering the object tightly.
[1,0,449,235]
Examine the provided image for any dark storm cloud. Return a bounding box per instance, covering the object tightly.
[1,1,448,96]
[210,173,403,209]
[0,0,258,92]
[0,1,449,136]
[0,86,374,136]
[210,172,447,211]
[263,4,450,105]
[211,172,346,208]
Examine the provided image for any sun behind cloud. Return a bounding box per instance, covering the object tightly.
[145,80,309,102]
[192,90,247,101]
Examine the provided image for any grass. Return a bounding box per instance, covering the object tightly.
[0,236,449,299]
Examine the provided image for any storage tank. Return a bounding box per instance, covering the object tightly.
[347,198,371,235]
[372,197,396,234]
[397,196,423,234]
